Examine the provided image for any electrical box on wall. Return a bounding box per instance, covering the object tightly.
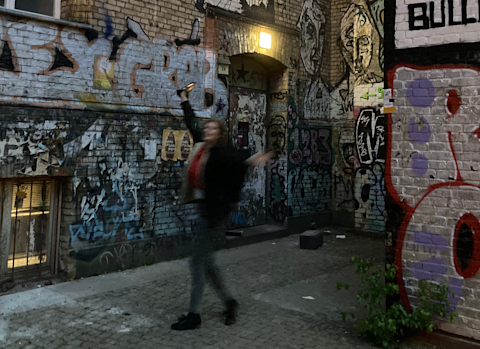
[218,56,231,76]
[218,64,229,75]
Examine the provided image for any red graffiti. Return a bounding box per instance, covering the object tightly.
[446,89,460,118]
[386,64,480,313]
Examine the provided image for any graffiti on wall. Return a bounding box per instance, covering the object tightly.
[298,0,389,120]
[394,0,480,49]
[388,65,480,317]
[340,1,383,85]
[65,117,157,245]
[298,0,330,119]
[333,129,355,209]
[192,0,274,22]
[0,16,227,119]
[230,57,267,90]
[0,120,67,176]
[228,88,267,228]
[287,98,331,215]
[266,92,288,224]
[353,107,386,232]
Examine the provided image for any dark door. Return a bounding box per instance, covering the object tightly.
[228,87,267,229]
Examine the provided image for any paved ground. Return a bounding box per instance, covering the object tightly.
[0,230,432,349]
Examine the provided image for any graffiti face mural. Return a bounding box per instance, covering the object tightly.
[341,1,376,84]
[268,115,286,152]
[297,0,325,77]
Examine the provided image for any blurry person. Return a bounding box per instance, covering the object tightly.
[171,84,273,331]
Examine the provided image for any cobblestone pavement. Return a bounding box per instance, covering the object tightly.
[0,231,432,349]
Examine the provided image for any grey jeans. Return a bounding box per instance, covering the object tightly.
[189,218,232,314]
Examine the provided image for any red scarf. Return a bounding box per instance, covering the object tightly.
[188,146,206,190]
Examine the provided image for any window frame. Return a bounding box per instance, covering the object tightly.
[3,0,61,19]
[0,179,61,280]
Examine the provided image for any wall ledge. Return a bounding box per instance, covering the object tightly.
[0,7,92,30]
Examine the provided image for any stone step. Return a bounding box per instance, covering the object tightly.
[225,224,289,249]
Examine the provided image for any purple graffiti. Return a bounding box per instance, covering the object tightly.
[411,153,428,175]
[413,232,447,250]
[413,258,447,279]
[407,78,435,108]
[407,117,431,144]
[412,258,462,311]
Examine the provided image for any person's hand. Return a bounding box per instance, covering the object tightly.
[247,151,275,167]
[179,90,188,102]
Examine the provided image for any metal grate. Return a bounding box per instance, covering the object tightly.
[8,181,51,271]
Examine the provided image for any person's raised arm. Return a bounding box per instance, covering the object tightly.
[180,90,202,143]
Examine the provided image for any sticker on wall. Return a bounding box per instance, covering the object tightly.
[144,140,157,160]
[383,88,396,113]
[93,56,115,89]
[161,130,193,161]
[354,82,384,107]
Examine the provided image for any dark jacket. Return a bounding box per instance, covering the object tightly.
[180,101,249,227]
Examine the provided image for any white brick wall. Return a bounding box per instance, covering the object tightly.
[391,65,480,339]
[0,14,227,119]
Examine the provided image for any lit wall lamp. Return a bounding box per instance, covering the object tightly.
[259,32,271,49]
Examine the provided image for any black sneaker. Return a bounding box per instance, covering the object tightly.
[171,312,201,331]
[224,299,238,326]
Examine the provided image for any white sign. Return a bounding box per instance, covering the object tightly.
[354,83,384,107]
[384,88,393,108]
[396,0,480,49]
[144,140,157,160]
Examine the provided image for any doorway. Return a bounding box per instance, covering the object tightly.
[226,54,287,231]
[228,87,267,229]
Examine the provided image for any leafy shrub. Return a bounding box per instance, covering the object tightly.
[336,256,457,348]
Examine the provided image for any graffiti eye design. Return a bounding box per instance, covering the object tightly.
[454,213,480,278]
[446,89,461,118]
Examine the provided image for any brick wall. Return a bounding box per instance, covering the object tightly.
[0,10,226,118]
[0,0,308,279]
[386,0,480,340]
[0,103,204,278]
[62,0,202,43]
[294,0,384,230]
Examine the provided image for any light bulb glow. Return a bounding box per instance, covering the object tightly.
[260,32,271,49]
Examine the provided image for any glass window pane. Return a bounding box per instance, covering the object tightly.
[9,181,51,269]
[15,0,54,17]
[0,1,5,7]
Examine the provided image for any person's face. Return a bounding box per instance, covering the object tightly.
[203,121,221,144]
[299,2,325,76]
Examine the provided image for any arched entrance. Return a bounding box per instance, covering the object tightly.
[226,53,287,230]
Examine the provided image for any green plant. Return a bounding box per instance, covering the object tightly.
[337,256,457,348]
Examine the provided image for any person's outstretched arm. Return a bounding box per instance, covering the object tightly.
[180,91,202,143]
[245,151,275,167]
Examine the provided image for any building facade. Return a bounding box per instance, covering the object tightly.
[386,0,480,340]
[1,0,479,342]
